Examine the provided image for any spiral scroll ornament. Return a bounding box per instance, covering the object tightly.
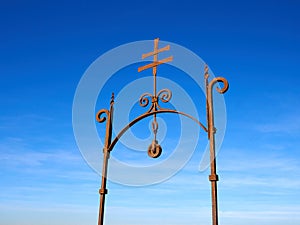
[139,92,153,112]
[139,88,172,113]
[96,109,109,123]
[208,77,229,95]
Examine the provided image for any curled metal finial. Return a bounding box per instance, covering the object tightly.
[208,77,229,94]
[96,109,109,123]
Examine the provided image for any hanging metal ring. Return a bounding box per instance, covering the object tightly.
[148,140,162,158]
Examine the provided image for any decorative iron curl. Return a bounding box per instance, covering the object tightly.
[157,88,172,103]
[139,89,172,112]
[139,92,152,108]
[208,77,229,94]
[96,109,109,123]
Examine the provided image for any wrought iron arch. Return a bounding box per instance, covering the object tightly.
[95,38,229,225]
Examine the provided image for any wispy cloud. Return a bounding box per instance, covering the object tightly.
[251,113,300,134]
[0,114,55,131]
[219,149,300,172]
[0,150,82,167]
[220,175,300,189]
[105,205,211,225]
[221,208,300,220]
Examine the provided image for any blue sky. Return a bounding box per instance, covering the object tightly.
[0,0,300,225]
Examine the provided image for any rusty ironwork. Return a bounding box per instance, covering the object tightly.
[96,93,114,225]
[138,38,173,158]
[95,38,229,225]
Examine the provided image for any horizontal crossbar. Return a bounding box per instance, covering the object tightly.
[138,56,173,72]
[142,45,170,59]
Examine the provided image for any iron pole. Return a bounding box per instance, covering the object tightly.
[206,69,219,225]
[98,93,114,225]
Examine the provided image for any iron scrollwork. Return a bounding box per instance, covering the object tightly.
[139,88,172,113]
[96,109,109,123]
[208,77,229,95]
[95,38,229,225]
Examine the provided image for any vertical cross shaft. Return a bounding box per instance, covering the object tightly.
[138,38,173,144]
[138,38,173,102]
[152,38,159,138]
[153,38,158,97]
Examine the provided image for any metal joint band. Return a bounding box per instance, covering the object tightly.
[209,174,219,181]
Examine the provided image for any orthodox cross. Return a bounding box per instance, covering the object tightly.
[138,38,173,158]
[138,38,173,98]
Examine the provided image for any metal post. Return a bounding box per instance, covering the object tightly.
[97,93,114,225]
[206,66,219,225]
[208,131,219,225]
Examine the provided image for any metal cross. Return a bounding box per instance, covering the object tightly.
[138,38,173,157]
[138,38,173,98]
